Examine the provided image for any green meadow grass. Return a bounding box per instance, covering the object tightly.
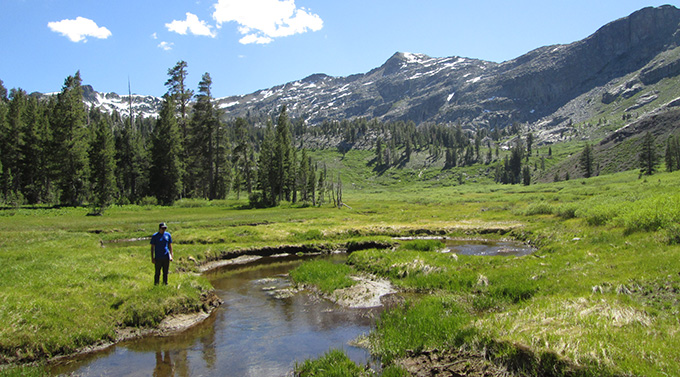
[294,349,369,377]
[289,167,680,376]
[1,157,680,376]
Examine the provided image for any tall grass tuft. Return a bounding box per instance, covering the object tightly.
[289,260,356,294]
[371,295,476,364]
[398,239,444,252]
[294,349,367,376]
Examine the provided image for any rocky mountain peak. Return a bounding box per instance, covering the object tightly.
[77,6,680,146]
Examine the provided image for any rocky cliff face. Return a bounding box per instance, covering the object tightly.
[82,5,680,142]
[215,6,680,132]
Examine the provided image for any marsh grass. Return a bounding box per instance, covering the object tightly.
[294,349,368,376]
[289,259,356,294]
[370,295,476,364]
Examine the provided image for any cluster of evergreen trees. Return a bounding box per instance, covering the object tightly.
[0,62,334,209]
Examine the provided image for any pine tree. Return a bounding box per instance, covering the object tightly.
[150,95,184,205]
[665,135,680,172]
[188,72,225,199]
[233,117,254,199]
[307,160,316,206]
[254,120,276,207]
[21,96,52,204]
[299,148,310,203]
[579,143,594,178]
[115,118,146,204]
[639,132,658,176]
[274,105,293,202]
[526,132,534,158]
[522,165,531,186]
[164,61,193,141]
[52,72,90,206]
[508,144,524,184]
[317,164,327,207]
[2,88,28,198]
[89,117,116,213]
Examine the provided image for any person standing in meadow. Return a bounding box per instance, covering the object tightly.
[151,222,174,285]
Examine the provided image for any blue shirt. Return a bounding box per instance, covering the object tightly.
[151,231,172,260]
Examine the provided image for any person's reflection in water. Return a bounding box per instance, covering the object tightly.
[153,351,173,377]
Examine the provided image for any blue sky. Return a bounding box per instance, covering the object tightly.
[1,0,678,98]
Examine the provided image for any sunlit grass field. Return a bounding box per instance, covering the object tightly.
[1,161,680,376]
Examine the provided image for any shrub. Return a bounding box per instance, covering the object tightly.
[523,202,554,216]
[576,201,625,226]
[619,194,680,234]
[138,196,158,206]
[174,198,211,208]
[555,203,578,219]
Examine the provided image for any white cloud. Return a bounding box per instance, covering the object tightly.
[158,41,174,51]
[151,32,158,40]
[212,0,323,44]
[239,34,273,44]
[166,12,216,37]
[47,17,112,43]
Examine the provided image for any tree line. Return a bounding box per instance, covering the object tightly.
[0,62,337,210]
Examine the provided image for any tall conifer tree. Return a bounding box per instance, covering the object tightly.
[254,120,276,207]
[579,143,594,178]
[150,95,184,205]
[233,117,254,199]
[639,132,658,176]
[52,72,90,206]
[274,105,293,202]
[89,117,116,213]
[21,96,51,203]
[2,88,27,197]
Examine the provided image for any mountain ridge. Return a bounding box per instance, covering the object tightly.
[73,5,680,145]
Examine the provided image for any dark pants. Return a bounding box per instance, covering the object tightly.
[154,258,170,285]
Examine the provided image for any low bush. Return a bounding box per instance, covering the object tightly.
[138,196,158,206]
[555,203,579,219]
[619,194,680,234]
[522,202,554,216]
[173,198,211,208]
[576,201,626,226]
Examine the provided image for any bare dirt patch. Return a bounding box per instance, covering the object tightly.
[397,348,516,377]
[329,275,396,308]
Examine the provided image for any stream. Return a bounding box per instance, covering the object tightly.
[50,255,379,377]
[49,239,534,376]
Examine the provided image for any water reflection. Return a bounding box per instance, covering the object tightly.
[445,239,536,256]
[153,351,172,377]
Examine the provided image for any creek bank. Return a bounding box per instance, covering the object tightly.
[299,274,397,309]
[46,290,222,366]
[397,348,516,377]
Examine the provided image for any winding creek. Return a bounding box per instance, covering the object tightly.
[48,239,535,376]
